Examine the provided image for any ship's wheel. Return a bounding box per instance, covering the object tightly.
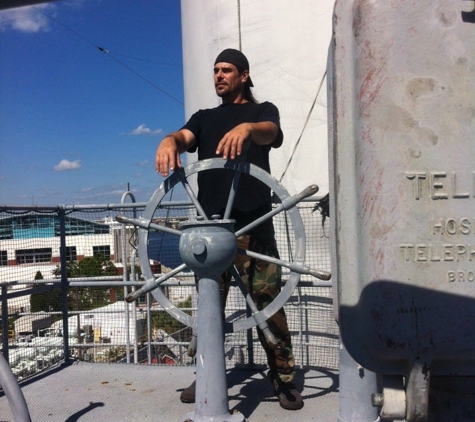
[117,157,330,332]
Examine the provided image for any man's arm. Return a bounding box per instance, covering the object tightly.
[155,129,196,177]
[216,121,279,160]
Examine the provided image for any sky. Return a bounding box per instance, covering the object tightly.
[0,0,185,206]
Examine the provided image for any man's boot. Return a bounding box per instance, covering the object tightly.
[275,382,304,410]
[180,380,196,403]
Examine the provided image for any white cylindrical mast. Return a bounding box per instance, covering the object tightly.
[180,0,334,196]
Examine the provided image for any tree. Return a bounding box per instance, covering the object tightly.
[51,255,119,311]
[30,271,62,313]
[151,296,192,339]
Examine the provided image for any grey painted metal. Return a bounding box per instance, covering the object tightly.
[131,157,325,332]
[120,187,136,364]
[115,157,329,420]
[178,219,236,278]
[234,184,319,238]
[68,279,196,287]
[116,214,183,236]
[146,293,152,364]
[337,341,380,422]
[124,264,188,302]
[0,352,31,422]
[223,156,246,220]
[179,219,244,422]
[329,1,475,421]
[228,266,278,347]
[117,157,329,419]
[327,17,381,422]
[58,209,70,364]
[1,286,9,362]
[237,248,331,280]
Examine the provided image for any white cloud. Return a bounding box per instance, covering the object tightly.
[54,159,81,171]
[0,4,55,33]
[71,183,126,203]
[130,124,163,136]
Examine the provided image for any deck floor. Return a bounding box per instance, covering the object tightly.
[0,362,339,421]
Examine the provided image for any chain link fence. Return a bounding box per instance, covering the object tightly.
[0,201,337,383]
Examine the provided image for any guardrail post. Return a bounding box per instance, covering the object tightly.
[146,292,152,364]
[0,352,32,422]
[1,285,9,362]
[121,184,137,364]
[58,207,70,363]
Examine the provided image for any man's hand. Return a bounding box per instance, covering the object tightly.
[216,123,252,160]
[155,130,195,177]
[155,137,181,177]
[216,121,279,160]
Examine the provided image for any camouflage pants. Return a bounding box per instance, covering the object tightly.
[220,235,295,386]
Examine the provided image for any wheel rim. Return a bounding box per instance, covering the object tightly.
[137,157,306,331]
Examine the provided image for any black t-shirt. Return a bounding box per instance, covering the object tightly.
[182,101,283,230]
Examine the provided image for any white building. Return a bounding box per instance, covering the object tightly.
[0,214,133,314]
[50,301,146,344]
[0,214,119,273]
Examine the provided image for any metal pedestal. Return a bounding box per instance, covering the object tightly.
[179,219,245,422]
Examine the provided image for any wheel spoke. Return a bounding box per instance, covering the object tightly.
[116,215,182,237]
[228,265,279,346]
[176,168,208,219]
[235,184,319,238]
[126,263,189,302]
[223,159,248,219]
[236,248,331,280]
[149,221,182,237]
[222,147,250,219]
[223,169,240,219]
[115,215,145,227]
[234,208,279,238]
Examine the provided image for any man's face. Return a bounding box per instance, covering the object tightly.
[213,62,248,99]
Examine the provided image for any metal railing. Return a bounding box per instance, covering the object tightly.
[0,199,338,382]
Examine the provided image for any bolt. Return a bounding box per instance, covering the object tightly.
[372,393,384,407]
[191,239,206,256]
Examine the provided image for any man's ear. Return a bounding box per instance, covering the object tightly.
[241,70,250,84]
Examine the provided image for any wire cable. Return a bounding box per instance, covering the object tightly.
[278,71,327,183]
[105,51,181,66]
[97,48,183,105]
[237,0,242,51]
[31,5,183,105]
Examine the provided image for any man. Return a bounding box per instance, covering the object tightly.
[155,48,303,410]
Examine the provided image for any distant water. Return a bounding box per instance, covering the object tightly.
[148,232,186,271]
